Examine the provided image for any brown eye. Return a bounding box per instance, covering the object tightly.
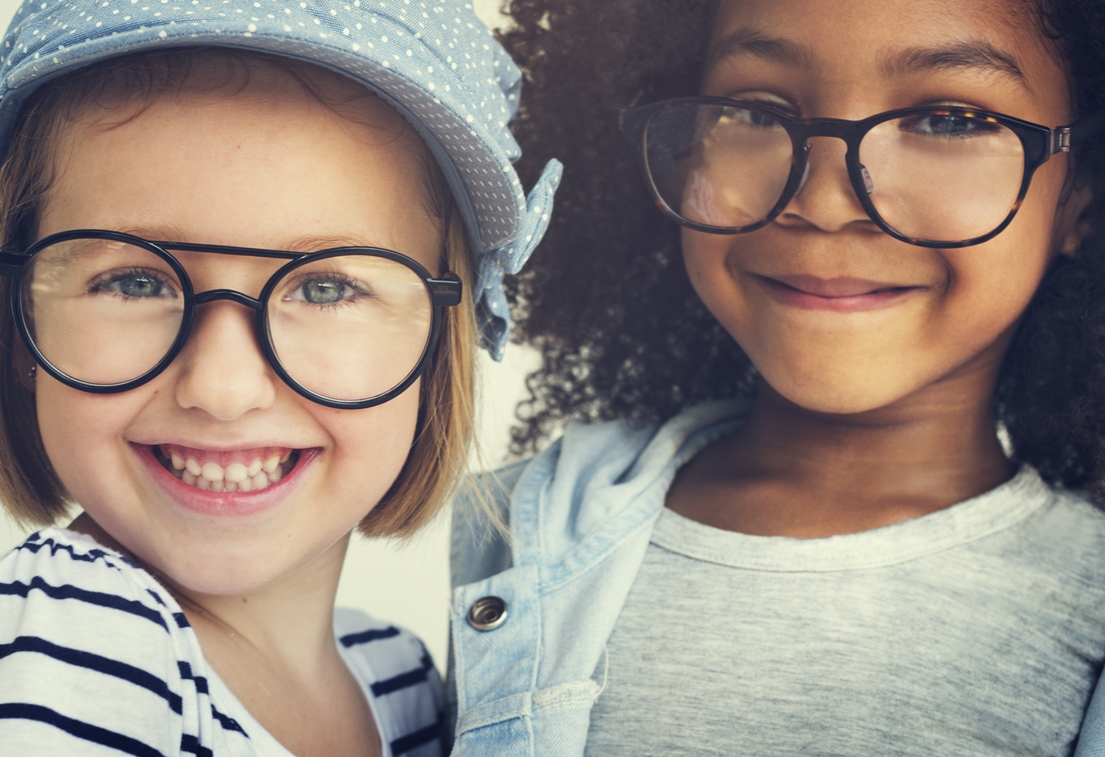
[898,113,1000,138]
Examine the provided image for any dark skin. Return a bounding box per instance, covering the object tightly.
[667,379,1013,537]
[666,0,1088,537]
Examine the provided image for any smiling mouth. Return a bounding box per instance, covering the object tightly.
[765,275,918,298]
[153,444,300,492]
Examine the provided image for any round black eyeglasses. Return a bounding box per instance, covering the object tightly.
[619,98,1105,248]
[0,230,462,409]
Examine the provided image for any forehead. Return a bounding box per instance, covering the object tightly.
[37,53,445,236]
[38,81,443,272]
[58,56,418,156]
[706,0,1068,113]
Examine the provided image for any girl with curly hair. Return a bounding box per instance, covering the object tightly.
[449,0,1105,754]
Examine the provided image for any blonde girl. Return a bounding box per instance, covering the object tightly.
[0,1,559,755]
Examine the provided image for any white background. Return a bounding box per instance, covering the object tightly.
[0,0,532,669]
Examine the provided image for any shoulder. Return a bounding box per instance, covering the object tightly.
[333,607,434,671]
[0,527,187,635]
[972,473,1105,632]
[537,398,749,499]
[1018,481,1105,579]
[450,460,524,588]
[334,608,444,757]
[0,528,194,755]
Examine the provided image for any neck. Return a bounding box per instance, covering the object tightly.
[171,540,347,677]
[745,380,1010,489]
[668,370,1014,537]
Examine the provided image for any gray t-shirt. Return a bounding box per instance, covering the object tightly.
[584,467,1105,756]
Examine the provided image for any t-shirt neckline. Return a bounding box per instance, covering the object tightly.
[652,465,1054,572]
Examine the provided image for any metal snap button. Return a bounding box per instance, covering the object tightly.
[467,596,508,631]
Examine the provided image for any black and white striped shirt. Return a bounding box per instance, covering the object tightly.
[0,528,444,756]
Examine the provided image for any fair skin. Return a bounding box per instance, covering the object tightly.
[667,0,1091,537]
[28,72,443,756]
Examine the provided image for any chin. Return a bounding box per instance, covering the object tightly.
[138,534,325,597]
[763,370,916,417]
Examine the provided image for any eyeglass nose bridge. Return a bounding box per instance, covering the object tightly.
[180,290,268,377]
[185,290,268,366]
[193,288,263,310]
[786,119,880,213]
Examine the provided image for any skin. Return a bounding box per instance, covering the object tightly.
[666,0,1092,537]
[29,72,443,756]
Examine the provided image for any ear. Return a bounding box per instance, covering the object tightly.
[1054,170,1094,259]
[11,335,36,393]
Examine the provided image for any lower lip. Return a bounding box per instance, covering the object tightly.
[134,444,317,518]
[753,276,921,313]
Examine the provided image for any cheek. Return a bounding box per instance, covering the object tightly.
[317,379,421,503]
[35,390,135,569]
[942,247,1047,336]
[681,230,754,338]
[942,159,1071,332]
[34,378,151,511]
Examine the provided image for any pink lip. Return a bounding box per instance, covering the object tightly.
[754,274,923,313]
[133,443,317,518]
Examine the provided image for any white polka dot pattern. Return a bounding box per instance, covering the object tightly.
[0,0,562,358]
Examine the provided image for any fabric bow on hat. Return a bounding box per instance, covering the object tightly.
[476,159,562,361]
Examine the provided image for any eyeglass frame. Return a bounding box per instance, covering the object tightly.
[619,97,1105,249]
[0,229,463,409]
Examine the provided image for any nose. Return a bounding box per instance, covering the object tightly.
[173,300,277,420]
[776,136,875,234]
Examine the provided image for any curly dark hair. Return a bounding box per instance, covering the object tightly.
[498,0,1105,497]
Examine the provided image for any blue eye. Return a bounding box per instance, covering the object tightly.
[118,275,166,298]
[302,279,346,304]
[91,269,177,299]
[285,274,369,306]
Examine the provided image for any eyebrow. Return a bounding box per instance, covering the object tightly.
[881,41,1028,88]
[707,29,1028,90]
[124,228,378,254]
[266,235,380,253]
[706,29,813,72]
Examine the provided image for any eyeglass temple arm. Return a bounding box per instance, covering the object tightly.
[617,107,647,144]
[0,251,27,278]
[1053,108,1105,153]
[428,274,462,307]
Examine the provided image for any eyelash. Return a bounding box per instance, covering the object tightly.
[88,267,177,299]
[285,272,373,308]
[728,93,798,116]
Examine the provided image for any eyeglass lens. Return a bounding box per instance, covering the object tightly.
[644,103,1027,243]
[21,238,434,402]
[267,254,431,402]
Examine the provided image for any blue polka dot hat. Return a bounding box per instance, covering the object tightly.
[0,0,562,359]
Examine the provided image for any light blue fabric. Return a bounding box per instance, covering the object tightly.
[450,399,1105,756]
[449,401,747,756]
[1078,686,1105,756]
[0,0,560,358]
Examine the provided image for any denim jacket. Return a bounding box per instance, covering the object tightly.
[448,399,1105,756]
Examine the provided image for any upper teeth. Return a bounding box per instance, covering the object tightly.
[163,450,293,492]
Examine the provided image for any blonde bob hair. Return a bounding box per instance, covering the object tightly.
[0,49,478,539]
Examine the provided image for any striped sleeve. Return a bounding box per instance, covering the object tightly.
[0,530,189,757]
[334,609,446,757]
